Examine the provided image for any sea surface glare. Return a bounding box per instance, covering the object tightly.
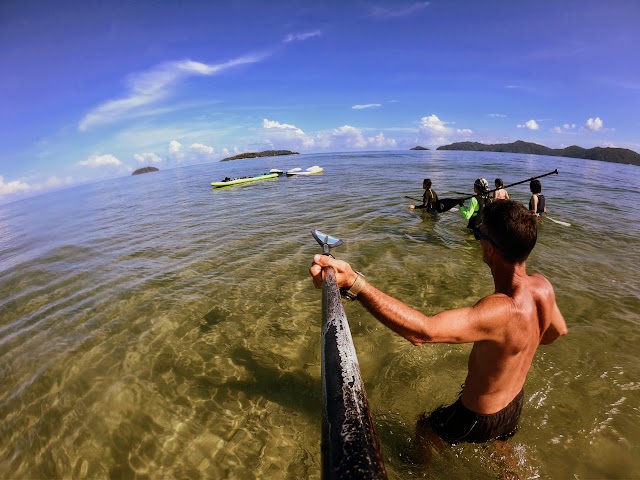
[1,151,639,479]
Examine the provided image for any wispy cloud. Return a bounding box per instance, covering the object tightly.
[552,123,577,134]
[352,103,382,110]
[78,54,266,131]
[487,113,507,118]
[370,2,430,18]
[505,84,539,94]
[77,153,122,167]
[133,152,162,164]
[283,30,322,43]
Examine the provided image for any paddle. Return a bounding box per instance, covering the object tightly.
[437,169,560,213]
[544,215,571,227]
[405,196,459,212]
[311,230,387,480]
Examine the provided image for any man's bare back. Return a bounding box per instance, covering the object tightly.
[462,272,566,413]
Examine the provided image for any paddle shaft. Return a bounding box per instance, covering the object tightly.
[321,266,387,480]
[459,169,559,202]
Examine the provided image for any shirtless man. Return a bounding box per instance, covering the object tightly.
[309,199,567,446]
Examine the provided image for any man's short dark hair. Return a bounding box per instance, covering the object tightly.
[423,178,432,188]
[530,179,542,194]
[495,178,504,188]
[483,200,537,263]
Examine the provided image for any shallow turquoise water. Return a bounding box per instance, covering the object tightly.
[0,151,639,478]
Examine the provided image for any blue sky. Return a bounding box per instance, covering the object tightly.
[1,0,639,201]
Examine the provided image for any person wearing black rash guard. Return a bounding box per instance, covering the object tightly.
[529,179,546,215]
[409,178,439,214]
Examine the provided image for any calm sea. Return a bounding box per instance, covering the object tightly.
[1,151,639,479]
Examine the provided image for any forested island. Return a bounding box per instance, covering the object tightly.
[437,140,640,166]
[132,166,159,175]
[221,150,299,162]
[410,146,429,150]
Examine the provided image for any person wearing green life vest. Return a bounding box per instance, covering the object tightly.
[459,178,491,229]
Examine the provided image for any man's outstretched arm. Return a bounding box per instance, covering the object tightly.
[310,254,509,346]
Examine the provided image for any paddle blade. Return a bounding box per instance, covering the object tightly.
[437,198,462,213]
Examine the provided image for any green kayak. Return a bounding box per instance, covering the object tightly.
[211,172,279,188]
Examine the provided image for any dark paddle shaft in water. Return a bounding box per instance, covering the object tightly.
[321,268,387,480]
[311,230,386,480]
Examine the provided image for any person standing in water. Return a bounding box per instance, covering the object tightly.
[459,178,491,229]
[309,200,567,450]
[493,178,509,200]
[529,180,546,215]
[409,178,439,214]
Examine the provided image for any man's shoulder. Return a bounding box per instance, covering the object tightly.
[528,272,554,290]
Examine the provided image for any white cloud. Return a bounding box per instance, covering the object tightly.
[163,140,218,163]
[260,119,396,151]
[419,114,452,134]
[487,113,507,118]
[417,114,473,145]
[317,125,367,149]
[517,119,540,130]
[45,176,73,188]
[78,54,265,131]
[261,118,315,149]
[0,176,31,195]
[371,2,430,18]
[133,152,163,164]
[366,132,397,148]
[77,153,122,167]
[168,140,182,154]
[552,123,577,134]
[352,104,382,110]
[263,119,306,135]
[585,117,603,131]
[283,30,322,43]
[189,143,214,155]
[316,125,397,150]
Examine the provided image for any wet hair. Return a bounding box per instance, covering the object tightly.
[482,200,537,263]
[530,179,542,194]
[423,178,432,189]
[495,178,504,188]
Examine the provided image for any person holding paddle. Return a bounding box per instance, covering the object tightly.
[408,178,439,214]
[459,178,491,229]
[309,199,567,451]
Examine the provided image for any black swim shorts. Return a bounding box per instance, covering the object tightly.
[419,390,524,444]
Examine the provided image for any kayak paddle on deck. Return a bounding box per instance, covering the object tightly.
[310,229,387,480]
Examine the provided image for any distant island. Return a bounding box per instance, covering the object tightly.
[221,150,299,162]
[132,166,159,175]
[437,140,640,166]
[410,146,430,150]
